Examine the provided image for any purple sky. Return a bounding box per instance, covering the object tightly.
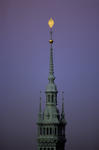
[0,0,99,150]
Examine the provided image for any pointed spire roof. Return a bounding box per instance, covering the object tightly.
[46,18,57,92]
[48,29,55,82]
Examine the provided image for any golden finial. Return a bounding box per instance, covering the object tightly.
[48,18,54,28]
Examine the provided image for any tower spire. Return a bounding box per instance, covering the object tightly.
[37,18,66,150]
[48,18,55,83]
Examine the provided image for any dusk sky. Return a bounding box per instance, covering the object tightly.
[0,0,99,150]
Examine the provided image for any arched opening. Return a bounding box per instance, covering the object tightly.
[50,128,52,135]
[47,127,49,135]
[52,94,54,102]
[43,128,45,135]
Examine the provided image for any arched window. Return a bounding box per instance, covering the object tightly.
[47,127,49,135]
[43,128,45,135]
[50,128,52,135]
[52,94,54,102]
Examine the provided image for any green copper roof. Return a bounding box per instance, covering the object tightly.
[43,105,60,124]
[46,82,57,92]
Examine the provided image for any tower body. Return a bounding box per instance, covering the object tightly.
[37,18,67,150]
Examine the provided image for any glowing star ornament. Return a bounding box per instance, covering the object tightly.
[48,18,54,28]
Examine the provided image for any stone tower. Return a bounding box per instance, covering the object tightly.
[37,18,67,150]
